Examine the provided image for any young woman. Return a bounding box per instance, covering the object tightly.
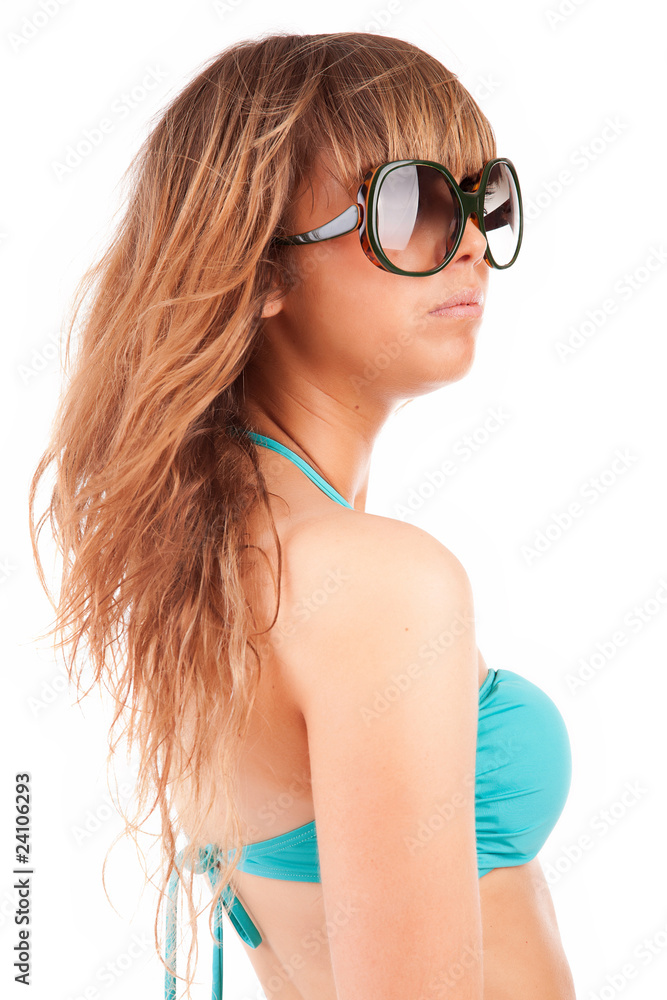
[29,31,576,1000]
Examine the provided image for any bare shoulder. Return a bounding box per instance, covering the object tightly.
[291,506,469,578]
[278,508,475,711]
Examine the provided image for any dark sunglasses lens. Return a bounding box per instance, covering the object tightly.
[483,162,520,266]
[376,165,461,272]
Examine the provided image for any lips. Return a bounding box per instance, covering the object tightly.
[430,287,484,311]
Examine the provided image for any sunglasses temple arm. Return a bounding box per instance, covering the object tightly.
[273,204,361,245]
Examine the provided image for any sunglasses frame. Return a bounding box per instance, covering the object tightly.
[272,156,523,276]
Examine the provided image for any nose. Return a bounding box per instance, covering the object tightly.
[454,214,488,266]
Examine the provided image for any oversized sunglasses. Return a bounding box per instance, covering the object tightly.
[272,157,523,276]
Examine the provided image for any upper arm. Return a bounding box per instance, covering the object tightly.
[287,518,483,1000]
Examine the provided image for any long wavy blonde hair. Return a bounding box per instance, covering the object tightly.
[28,30,496,997]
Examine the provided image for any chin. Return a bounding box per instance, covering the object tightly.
[427,333,478,387]
[401,354,477,397]
[365,326,478,397]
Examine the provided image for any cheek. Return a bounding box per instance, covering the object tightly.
[288,239,414,359]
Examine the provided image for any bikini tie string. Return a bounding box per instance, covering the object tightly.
[165,844,262,1000]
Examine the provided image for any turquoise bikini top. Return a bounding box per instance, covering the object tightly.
[165,428,573,1000]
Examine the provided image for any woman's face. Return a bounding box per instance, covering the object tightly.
[254,152,490,410]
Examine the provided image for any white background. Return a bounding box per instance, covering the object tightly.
[2,1,667,999]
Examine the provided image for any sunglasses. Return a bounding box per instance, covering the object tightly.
[272,157,523,276]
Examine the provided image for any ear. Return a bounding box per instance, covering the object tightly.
[260,285,286,319]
